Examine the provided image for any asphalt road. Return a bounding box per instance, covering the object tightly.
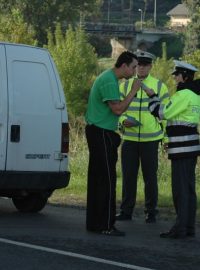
[0,198,199,270]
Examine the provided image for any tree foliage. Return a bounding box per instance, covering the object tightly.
[151,43,176,95]
[47,24,98,116]
[0,8,36,44]
[149,34,184,59]
[0,0,102,45]
[183,0,200,53]
[182,49,200,79]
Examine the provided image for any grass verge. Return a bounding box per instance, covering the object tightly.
[49,116,200,222]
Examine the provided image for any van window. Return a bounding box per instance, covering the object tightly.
[11,61,54,114]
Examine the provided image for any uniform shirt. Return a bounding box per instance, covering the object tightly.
[85,69,120,131]
[149,87,200,159]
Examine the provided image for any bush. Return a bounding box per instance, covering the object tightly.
[47,24,99,116]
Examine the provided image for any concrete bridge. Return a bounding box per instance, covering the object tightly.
[83,22,175,57]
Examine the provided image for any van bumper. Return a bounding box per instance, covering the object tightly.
[0,171,70,190]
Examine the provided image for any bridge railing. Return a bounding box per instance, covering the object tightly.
[82,22,136,36]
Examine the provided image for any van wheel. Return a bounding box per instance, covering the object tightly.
[12,193,48,213]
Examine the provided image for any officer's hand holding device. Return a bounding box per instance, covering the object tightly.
[123,115,142,127]
[141,83,155,97]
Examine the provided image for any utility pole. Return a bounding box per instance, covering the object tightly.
[138,9,143,31]
[154,0,157,27]
[129,0,133,24]
[107,0,112,24]
[79,11,84,27]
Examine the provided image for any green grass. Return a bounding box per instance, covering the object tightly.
[49,118,200,221]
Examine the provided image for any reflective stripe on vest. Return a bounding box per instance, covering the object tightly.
[128,106,149,111]
[168,145,200,154]
[123,79,163,96]
[157,80,162,96]
[160,92,170,102]
[169,134,200,143]
[134,97,149,102]
[124,80,129,96]
[167,121,198,127]
[158,104,165,120]
[124,129,163,138]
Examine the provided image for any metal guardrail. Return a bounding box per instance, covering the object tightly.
[82,22,136,37]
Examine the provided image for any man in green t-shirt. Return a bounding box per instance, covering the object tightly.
[85,51,141,236]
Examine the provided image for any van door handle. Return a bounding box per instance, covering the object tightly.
[11,125,20,142]
[55,101,65,109]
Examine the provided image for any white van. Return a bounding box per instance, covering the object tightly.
[0,42,70,212]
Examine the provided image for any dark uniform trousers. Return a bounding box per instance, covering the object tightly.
[120,140,159,215]
[85,124,121,231]
[171,157,197,234]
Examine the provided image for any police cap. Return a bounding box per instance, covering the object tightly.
[172,60,198,75]
[135,50,155,64]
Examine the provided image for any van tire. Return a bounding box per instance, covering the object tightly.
[12,193,48,213]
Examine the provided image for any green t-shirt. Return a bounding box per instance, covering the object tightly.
[85,69,120,131]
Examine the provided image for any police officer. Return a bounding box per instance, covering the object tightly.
[146,60,200,238]
[116,50,170,223]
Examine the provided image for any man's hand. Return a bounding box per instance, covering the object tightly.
[108,79,142,116]
[131,79,142,93]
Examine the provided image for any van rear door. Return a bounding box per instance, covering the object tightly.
[0,45,8,170]
[5,44,64,172]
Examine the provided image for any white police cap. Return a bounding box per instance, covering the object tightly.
[172,60,198,75]
[135,50,156,63]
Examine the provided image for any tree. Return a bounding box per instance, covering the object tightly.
[0,0,102,45]
[183,0,200,53]
[151,43,176,95]
[182,49,200,79]
[149,34,184,59]
[0,8,36,45]
[47,24,98,115]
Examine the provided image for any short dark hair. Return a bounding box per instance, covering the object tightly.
[173,67,195,81]
[115,51,138,68]
[182,72,195,81]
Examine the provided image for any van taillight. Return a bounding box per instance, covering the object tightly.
[61,123,69,153]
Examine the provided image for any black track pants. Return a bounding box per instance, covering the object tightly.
[85,124,120,231]
[171,157,197,234]
[120,140,159,215]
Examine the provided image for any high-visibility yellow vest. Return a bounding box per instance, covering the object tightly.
[119,74,170,142]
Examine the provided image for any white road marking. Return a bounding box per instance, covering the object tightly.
[0,237,155,270]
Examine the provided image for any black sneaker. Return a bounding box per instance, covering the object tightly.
[160,230,186,239]
[187,231,195,237]
[145,213,156,223]
[116,212,132,221]
[187,227,195,237]
[101,226,125,237]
